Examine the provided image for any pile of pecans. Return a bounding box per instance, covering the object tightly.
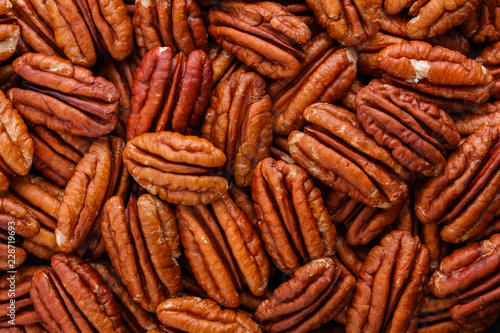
[1,0,500,332]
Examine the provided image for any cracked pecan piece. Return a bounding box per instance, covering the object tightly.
[28,124,91,187]
[127,46,212,140]
[306,0,382,46]
[175,193,270,308]
[89,260,160,331]
[208,1,311,79]
[346,230,429,333]
[378,41,493,102]
[123,131,227,205]
[9,53,120,137]
[251,157,336,276]
[31,254,127,332]
[270,34,358,135]
[101,193,182,312]
[406,0,481,39]
[157,296,261,332]
[201,69,272,187]
[289,103,409,209]
[255,257,355,333]
[355,82,460,177]
[133,0,207,56]
[0,90,33,192]
[430,233,500,325]
[415,126,500,243]
[0,17,19,62]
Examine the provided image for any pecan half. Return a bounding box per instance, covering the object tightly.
[271,40,358,135]
[9,53,120,137]
[201,69,272,187]
[251,157,336,275]
[346,230,429,333]
[355,82,460,177]
[255,257,355,333]
[460,0,500,43]
[133,0,207,56]
[208,1,311,79]
[452,101,500,135]
[127,46,212,140]
[476,40,500,100]
[0,21,19,62]
[415,126,500,243]
[378,41,493,102]
[306,0,381,46]
[0,90,33,191]
[101,194,182,312]
[123,131,227,205]
[406,0,481,39]
[289,103,409,209]
[156,296,261,332]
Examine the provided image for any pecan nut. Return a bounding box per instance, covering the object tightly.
[0,20,19,62]
[355,82,460,177]
[346,230,429,333]
[451,101,500,135]
[201,69,272,187]
[126,46,212,140]
[289,103,409,209]
[101,194,182,312]
[255,257,355,333]
[460,0,500,43]
[9,53,120,137]
[208,1,311,79]
[251,157,336,275]
[156,296,262,332]
[415,126,500,243]
[476,41,500,99]
[123,131,228,205]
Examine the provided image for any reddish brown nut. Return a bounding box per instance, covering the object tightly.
[127,47,213,140]
[305,0,382,46]
[476,40,500,100]
[378,41,493,102]
[123,131,228,205]
[208,1,311,79]
[0,196,40,241]
[201,70,272,187]
[89,260,160,331]
[0,64,21,93]
[452,101,500,135]
[157,296,262,332]
[289,103,409,209]
[271,36,358,135]
[176,193,270,307]
[251,157,336,276]
[0,90,33,191]
[101,194,182,312]
[346,230,429,333]
[208,43,238,84]
[415,126,500,243]
[406,0,481,39]
[56,136,118,253]
[255,257,355,332]
[355,82,460,177]
[0,20,19,62]
[133,0,207,56]
[460,0,500,43]
[9,53,120,137]
[28,125,91,187]
[31,254,127,332]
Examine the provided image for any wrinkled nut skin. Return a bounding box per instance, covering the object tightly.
[355,82,460,177]
[272,46,358,136]
[208,1,311,79]
[407,0,481,39]
[415,126,500,243]
[476,40,500,100]
[378,41,493,102]
[56,136,115,253]
[460,0,500,43]
[346,230,429,333]
[289,103,409,209]
[0,23,20,62]
[251,157,336,276]
[123,131,228,205]
[255,257,355,333]
[0,196,40,240]
[9,53,120,137]
[0,90,33,190]
[452,101,500,135]
[201,69,272,187]
[101,194,182,312]
[127,46,213,140]
[157,296,261,332]
[305,0,382,46]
